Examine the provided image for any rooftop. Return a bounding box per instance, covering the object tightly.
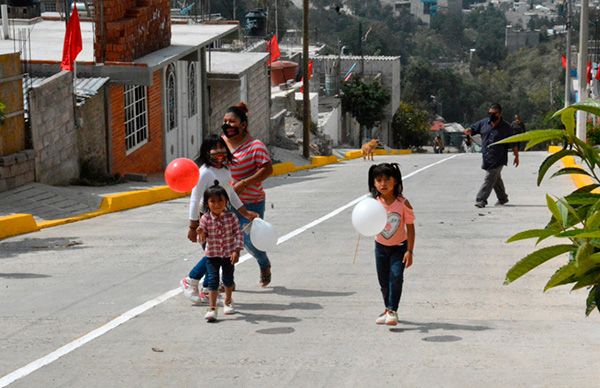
[207,51,268,78]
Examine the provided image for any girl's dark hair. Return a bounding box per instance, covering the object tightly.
[202,180,230,213]
[368,163,403,198]
[194,134,233,167]
[226,102,249,124]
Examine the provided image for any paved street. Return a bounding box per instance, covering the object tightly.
[1,152,599,387]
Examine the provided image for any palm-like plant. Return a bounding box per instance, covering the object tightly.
[495,101,600,316]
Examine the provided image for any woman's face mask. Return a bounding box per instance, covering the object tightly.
[222,123,240,138]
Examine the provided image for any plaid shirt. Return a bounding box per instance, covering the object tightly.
[199,211,243,258]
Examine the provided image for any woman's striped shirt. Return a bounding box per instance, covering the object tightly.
[228,137,271,204]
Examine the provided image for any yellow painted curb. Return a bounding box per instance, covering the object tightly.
[311,155,338,166]
[0,213,39,239]
[272,162,296,176]
[548,146,597,191]
[99,187,188,213]
[344,148,412,159]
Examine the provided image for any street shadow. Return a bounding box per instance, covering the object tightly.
[389,320,492,335]
[421,335,463,342]
[234,301,322,311]
[231,311,302,325]
[0,237,84,259]
[0,272,51,279]
[255,327,295,335]
[236,286,355,298]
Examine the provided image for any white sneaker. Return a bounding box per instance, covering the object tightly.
[375,310,388,325]
[205,308,218,322]
[223,301,235,315]
[385,310,398,326]
[180,277,201,303]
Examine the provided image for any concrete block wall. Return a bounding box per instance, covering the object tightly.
[94,0,171,62]
[77,89,109,175]
[0,150,35,192]
[28,71,80,185]
[208,78,241,136]
[0,53,26,156]
[208,58,270,143]
[246,58,271,143]
[109,71,164,175]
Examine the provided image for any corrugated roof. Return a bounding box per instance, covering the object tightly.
[313,55,401,61]
[22,76,109,112]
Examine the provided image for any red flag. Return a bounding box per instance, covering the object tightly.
[587,60,592,83]
[300,60,314,93]
[267,35,280,65]
[61,6,82,71]
[561,55,566,69]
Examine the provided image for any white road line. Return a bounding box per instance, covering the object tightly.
[0,154,459,387]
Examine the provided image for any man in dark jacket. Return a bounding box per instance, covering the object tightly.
[465,103,519,208]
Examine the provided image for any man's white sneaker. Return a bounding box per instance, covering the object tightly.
[385,310,398,326]
[180,277,201,303]
[205,308,218,322]
[223,301,235,315]
[375,310,388,325]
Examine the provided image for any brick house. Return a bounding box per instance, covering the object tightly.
[0,0,239,176]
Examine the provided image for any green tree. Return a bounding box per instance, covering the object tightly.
[340,77,391,141]
[496,101,600,316]
[391,102,430,149]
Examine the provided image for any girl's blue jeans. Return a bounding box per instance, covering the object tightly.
[205,257,235,291]
[232,200,271,270]
[189,256,209,287]
[374,241,407,312]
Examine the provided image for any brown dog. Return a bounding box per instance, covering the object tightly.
[361,138,380,161]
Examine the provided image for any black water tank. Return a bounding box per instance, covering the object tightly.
[244,9,266,37]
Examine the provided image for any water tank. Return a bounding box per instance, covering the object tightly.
[270,60,299,86]
[244,9,267,37]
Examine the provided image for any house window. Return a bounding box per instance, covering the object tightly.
[188,62,197,116]
[166,64,177,131]
[124,84,148,153]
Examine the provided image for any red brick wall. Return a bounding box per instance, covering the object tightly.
[94,0,171,63]
[109,71,164,175]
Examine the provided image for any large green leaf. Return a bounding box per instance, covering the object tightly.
[556,106,576,137]
[544,261,578,291]
[506,229,557,243]
[572,184,600,194]
[587,211,600,231]
[492,130,565,149]
[504,244,574,285]
[564,192,600,205]
[558,230,600,239]
[546,194,562,227]
[568,101,600,117]
[571,269,600,291]
[538,149,579,186]
[557,198,577,226]
[575,242,595,275]
[585,286,600,316]
[550,167,593,179]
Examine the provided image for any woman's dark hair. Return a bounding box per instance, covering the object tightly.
[368,163,403,198]
[202,180,230,213]
[226,102,249,124]
[194,135,233,167]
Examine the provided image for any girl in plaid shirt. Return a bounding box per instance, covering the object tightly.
[198,182,244,322]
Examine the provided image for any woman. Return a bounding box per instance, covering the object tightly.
[221,102,274,287]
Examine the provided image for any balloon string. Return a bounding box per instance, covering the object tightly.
[352,234,361,264]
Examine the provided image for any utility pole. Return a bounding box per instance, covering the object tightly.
[302,0,310,159]
[565,0,572,107]
[577,0,589,141]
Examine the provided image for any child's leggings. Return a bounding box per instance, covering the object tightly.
[189,256,209,287]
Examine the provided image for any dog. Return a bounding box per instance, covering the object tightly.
[361,138,380,161]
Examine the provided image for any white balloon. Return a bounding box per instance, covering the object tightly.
[351,197,387,237]
[250,218,278,251]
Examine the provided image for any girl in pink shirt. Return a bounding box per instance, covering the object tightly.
[368,163,416,326]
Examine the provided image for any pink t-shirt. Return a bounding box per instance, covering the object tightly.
[375,196,415,246]
[228,137,271,204]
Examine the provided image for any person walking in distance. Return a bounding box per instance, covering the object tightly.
[221,102,274,287]
[465,103,519,208]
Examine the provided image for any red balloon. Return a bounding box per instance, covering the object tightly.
[164,158,200,193]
